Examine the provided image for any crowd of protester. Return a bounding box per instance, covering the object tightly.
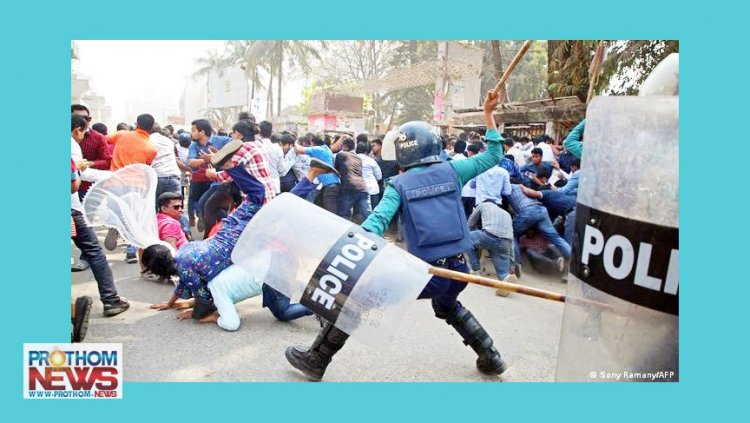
[70,100,584,340]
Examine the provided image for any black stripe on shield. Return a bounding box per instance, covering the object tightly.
[571,204,679,316]
[300,225,386,324]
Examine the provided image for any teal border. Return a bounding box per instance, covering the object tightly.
[1,0,740,420]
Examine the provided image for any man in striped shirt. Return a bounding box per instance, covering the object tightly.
[465,201,516,296]
[206,140,276,206]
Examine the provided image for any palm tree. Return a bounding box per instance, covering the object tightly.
[192,49,234,108]
[223,40,266,103]
[243,40,326,117]
[547,40,598,102]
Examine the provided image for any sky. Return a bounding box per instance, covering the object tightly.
[73,40,304,122]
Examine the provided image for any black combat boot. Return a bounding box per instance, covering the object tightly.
[285,322,349,381]
[446,306,508,375]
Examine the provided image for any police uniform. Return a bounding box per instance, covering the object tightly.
[286,121,508,381]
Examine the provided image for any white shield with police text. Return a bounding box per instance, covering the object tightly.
[231,193,432,345]
[555,95,679,382]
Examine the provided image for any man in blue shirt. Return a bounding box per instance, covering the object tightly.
[186,119,223,229]
[553,159,580,196]
[520,147,553,189]
[475,164,511,205]
[295,134,341,213]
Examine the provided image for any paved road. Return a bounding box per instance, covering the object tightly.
[72,226,567,382]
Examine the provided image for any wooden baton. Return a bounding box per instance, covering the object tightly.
[586,40,607,103]
[492,40,533,97]
[428,266,614,311]
[428,266,565,302]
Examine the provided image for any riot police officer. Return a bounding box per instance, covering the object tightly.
[285,91,508,381]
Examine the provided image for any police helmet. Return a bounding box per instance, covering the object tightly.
[383,121,443,169]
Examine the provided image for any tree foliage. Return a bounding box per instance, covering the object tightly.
[192,49,233,80]
[547,40,598,101]
[599,40,679,95]
[243,40,326,116]
[194,40,326,118]
[314,41,398,130]
[546,40,680,100]
[477,40,548,103]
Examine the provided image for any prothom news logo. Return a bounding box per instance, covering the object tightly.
[23,343,122,399]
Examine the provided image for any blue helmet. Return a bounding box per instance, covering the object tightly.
[391,121,443,169]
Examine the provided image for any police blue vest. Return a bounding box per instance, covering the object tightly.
[391,162,473,262]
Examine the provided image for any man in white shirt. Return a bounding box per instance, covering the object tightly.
[355,140,382,208]
[149,127,182,196]
[533,136,555,162]
[517,136,533,153]
[452,139,468,161]
[258,121,287,194]
[150,126,189,236]
[505,139,525,166]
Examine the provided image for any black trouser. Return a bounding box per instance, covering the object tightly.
[71,210,119,304]
[188,180,211,220]
[320,184,340,215]
[203,182,241,237]
[280,171,298,193]
[525,248,561,275]
[462,196,475,219]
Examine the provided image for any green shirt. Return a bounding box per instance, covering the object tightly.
[361,129,504,236]
[563,119,585,160]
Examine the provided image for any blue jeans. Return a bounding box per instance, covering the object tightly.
[336,190,371,221]
[539,190,577,221]
[71,210,120,304]
[179,214,190,236]
[513,204,572,263]
[306,188,319,204]
[262,284,313,321]
[465,230,513,280]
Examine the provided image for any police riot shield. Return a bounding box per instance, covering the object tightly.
[231,193,432,345]
[555,93,679,381]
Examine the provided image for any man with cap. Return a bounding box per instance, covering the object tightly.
[146,135,340,321]
[285,91,509,381]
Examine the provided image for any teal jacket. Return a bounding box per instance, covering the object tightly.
[361,129,504,236]
[563,119,585,159]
